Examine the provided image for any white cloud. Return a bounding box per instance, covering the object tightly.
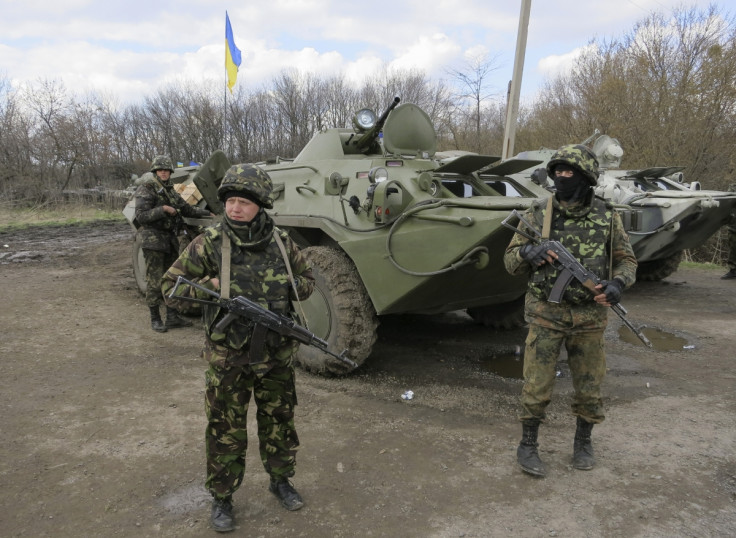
[389,33,462,77]
[0,0,722,105]
[536,44,596,81]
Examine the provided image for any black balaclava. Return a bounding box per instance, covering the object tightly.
[553,165,590,202]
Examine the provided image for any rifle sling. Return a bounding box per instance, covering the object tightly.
[273,231,309,328]
[273,231,295,291]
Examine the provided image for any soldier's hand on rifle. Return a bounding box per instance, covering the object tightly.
[519,243,555,267]
[163,205,177,215]
[595,278,624,306]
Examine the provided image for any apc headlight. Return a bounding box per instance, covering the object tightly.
[368,166,388,184]
[353,108,377,132]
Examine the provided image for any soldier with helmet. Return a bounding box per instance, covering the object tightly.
[134,155,212,332]
[504,144,638,477]
[161,163,315,532]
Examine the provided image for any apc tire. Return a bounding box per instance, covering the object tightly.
[636,251,683,281]
[295,246,378,376]
[466,296,526,330]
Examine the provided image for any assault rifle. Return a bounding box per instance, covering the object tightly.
[502,210,653,348]
[167,276,358,368]
[157,186,190,238]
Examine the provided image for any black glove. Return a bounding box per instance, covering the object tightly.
[600,278,624,305]
[519,243,550,266]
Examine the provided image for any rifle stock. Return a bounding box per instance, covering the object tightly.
[168,276,358,367]
[502,210,653,348]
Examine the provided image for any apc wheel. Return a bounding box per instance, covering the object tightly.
[295,246,378,375]
[132,236,147,296]
[466,296,526,330]
[636,251,683,281]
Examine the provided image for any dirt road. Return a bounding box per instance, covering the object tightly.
[1,221,734,537]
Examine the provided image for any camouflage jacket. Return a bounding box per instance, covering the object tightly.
[134,176,209,252]
[162,213,315,368]
[504,194,637,330]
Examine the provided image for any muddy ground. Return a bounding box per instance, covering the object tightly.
[0,220,735,537]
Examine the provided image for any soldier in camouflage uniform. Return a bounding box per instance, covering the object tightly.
[134,155,212,332]
[504,145,637,477]
[722,182,736,279]
[161,164,315,533]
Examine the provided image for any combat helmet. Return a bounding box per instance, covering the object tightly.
[150,155,174,173]
[546,144,600,186]
[218,163,274,209]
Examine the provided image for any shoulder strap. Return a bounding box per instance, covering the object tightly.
[273,230,309,327]
[608,207,615,279]
[273,231,295,288]
[542,196,554,240]
[221,232,231,299]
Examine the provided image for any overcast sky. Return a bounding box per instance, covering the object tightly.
[0,0,727,107]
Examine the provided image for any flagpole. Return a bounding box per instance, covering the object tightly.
[224,53,227,153]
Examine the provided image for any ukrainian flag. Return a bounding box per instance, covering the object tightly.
[225,12,242,93]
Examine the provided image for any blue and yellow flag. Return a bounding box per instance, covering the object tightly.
[225,11,242,93]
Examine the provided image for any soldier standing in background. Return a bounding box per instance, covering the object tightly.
[722,182,736,279]
[162,164,315,532]
[134,155,211,332]
[504,145,638,477]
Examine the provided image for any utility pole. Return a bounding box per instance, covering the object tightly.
[502,0,531,160]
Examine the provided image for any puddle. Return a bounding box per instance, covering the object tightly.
[618,326,690,351]
[480,352,568,379]
[481,350,525,379]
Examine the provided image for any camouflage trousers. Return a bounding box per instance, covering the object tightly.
[519,323,606,424]
[142,248,179,308]
[204,361,299,499]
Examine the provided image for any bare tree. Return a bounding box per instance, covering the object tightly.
[446,51,502,152]
[528,4,736,188]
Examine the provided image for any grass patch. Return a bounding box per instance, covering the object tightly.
[0,204,126,231]
[679,260,724,272]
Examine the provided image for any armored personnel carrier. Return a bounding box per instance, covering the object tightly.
[249,98,551,373]
[125,98,546,374]
[509,133,736,281]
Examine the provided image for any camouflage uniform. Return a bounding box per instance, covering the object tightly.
[505,144,637,476]
[161,164,314,506]
[134,156,210,308]
[504,194,637,423]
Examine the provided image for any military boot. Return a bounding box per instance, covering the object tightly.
[210,496,234,533]
[572,416,595,470]
[721,268,736,280]
[269,477,304,511]
[517,420,547,477]
[165,306,192,329]
[149,306,167,333]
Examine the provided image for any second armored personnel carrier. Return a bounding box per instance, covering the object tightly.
[509,133,736,281]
